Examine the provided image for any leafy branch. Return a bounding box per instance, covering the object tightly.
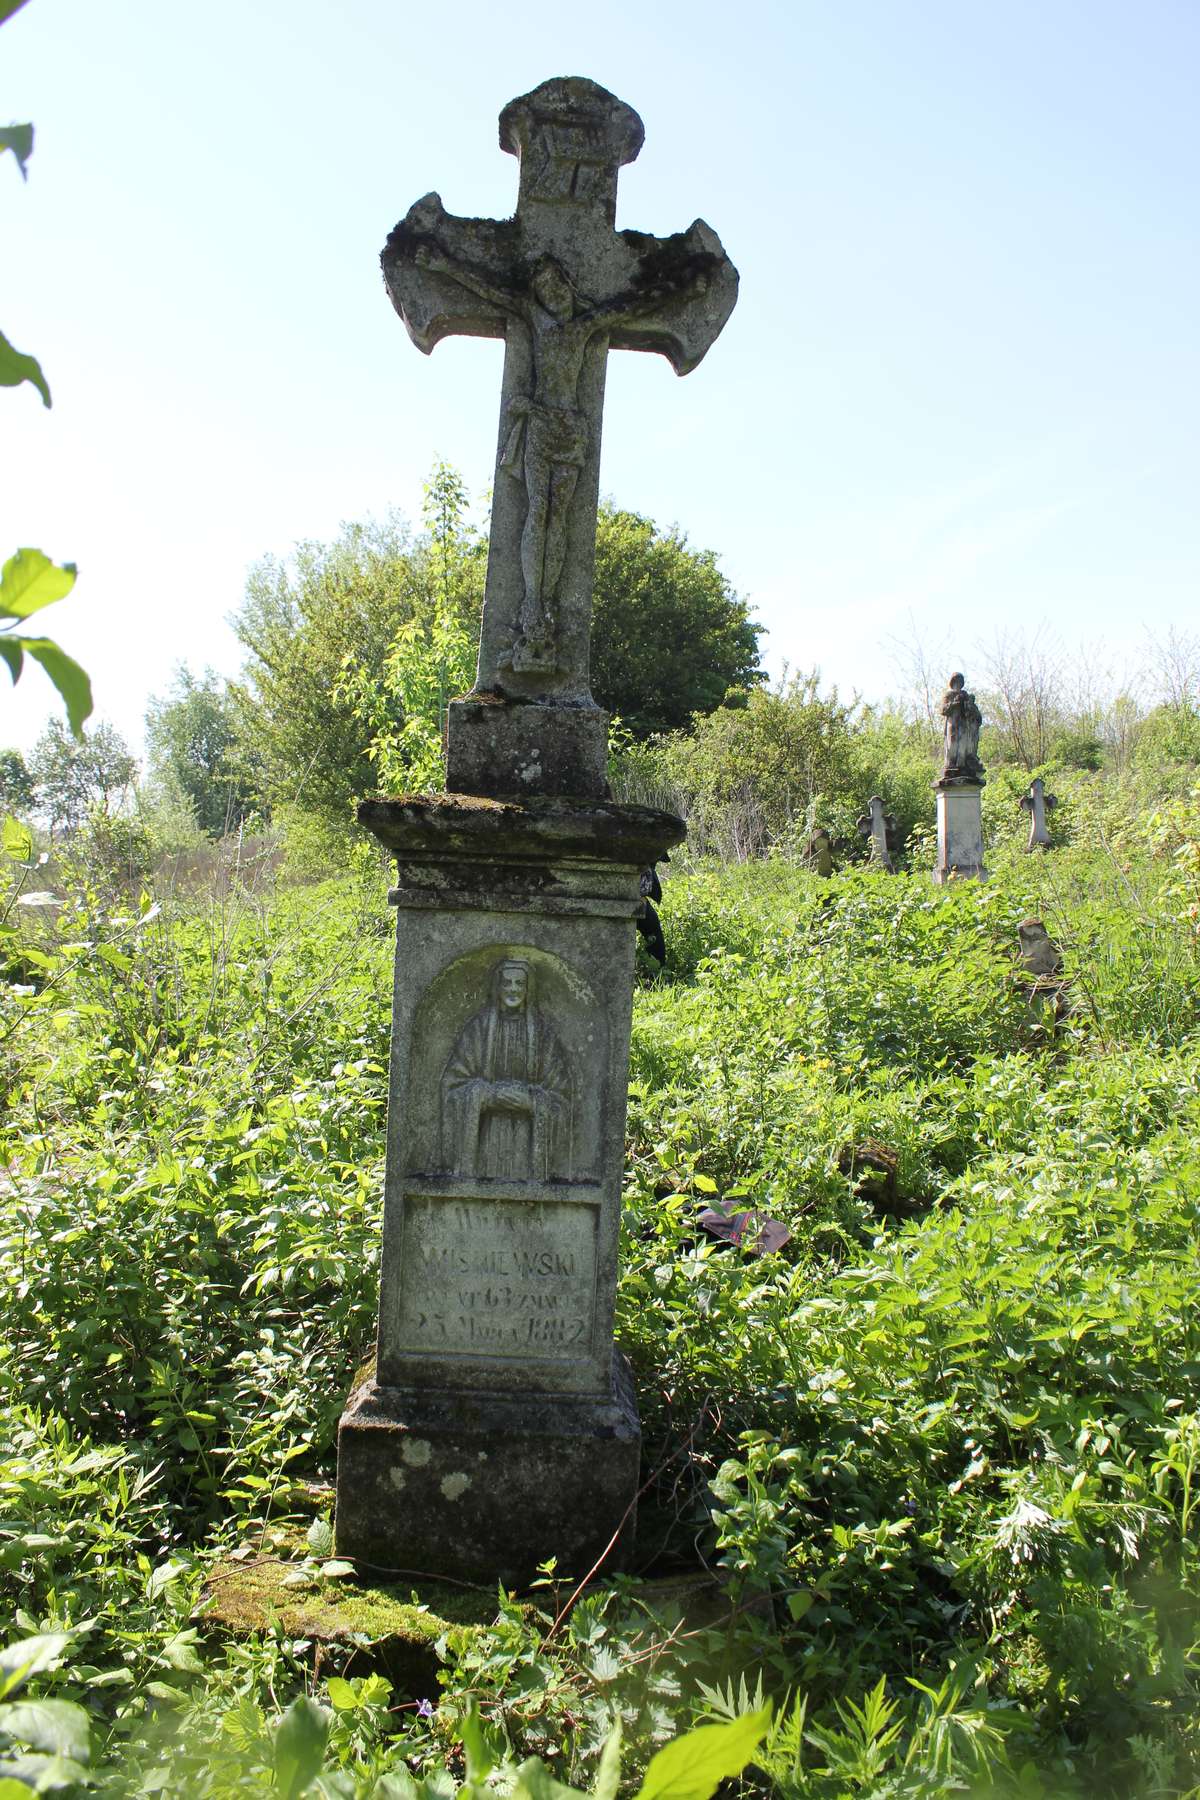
[2,0,92,735]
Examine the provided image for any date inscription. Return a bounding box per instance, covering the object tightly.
[396,1195,597,1361]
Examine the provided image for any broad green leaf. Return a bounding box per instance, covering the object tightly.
[634,1706,772,1800]
[18,637,92,736]
[161,1632,203,1673]
[0,329,49,406]
[0,1751,90,1789]
[511,1758,588,1800]
[273,1695,330,1799]
[592,1725,622,1800]
[460,1704,494,1786]
[324,1677,357,1713]
[0,1698,90,1763]
[306,1518,333,1558]
[0,549,75,621]
[0,124,32,179]
[0,1635,70,1702]
[0,638,22,684]
[2,815,32,862]
[368,1776,418,1800]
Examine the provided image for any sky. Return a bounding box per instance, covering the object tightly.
[3,0,1198,757]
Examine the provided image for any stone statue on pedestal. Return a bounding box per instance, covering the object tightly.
[939,673,985,785]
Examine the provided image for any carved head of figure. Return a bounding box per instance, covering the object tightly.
[531,256,575,321]
[497,959,530,1013]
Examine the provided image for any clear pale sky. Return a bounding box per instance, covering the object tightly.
[3,0,1198,755]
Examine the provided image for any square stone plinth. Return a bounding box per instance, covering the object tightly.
[446,698,609,800]
[335,1353,641,1587]
[934,782,986,884]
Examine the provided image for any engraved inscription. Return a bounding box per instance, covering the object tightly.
[397,1196,597,1361]
[440,958,571,1180]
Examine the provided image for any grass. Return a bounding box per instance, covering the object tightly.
[1,799,1200,1795]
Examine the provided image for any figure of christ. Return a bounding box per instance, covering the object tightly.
[440,959,571,1181]
[413,245,710,672]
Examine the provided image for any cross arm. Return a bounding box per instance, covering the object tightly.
[608,220,738,375]
[381,193,519,354]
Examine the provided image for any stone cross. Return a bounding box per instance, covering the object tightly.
[382,77,738,797]
[1019,777,1057,851]
[857,795,895,872]
[807,826,834,878]
[336,79,721,1589]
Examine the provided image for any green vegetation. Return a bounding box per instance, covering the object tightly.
[588,507,762,736]
[2,0,92,738]
[2,767,1199,1794]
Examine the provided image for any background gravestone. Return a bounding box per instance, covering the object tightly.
[856,795,895,872]
[933,671,987,884]
[1020,776,1058,850]
[335,78,736,1586]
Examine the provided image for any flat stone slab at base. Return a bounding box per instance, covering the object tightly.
[202,1519,756,1693]
[336,1353,640,1588]
[201,1522,497,1694]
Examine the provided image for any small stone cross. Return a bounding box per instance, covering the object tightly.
[382,77,738,711]
[857,795,895,872]
[1019,777,1058,851]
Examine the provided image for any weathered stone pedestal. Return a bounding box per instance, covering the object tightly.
[336,794,684,1586]
[933,778,986,884]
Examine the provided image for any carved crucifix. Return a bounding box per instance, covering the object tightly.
[382,77,738,711]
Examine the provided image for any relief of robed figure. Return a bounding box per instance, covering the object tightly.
[440,959,572,1181]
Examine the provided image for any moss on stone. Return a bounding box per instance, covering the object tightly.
[200,1523,499,1693]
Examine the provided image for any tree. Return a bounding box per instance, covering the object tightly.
[0,746,34,814]
[29,718,136,835]
[336,465,483,793]
[145,666,260,838]
[651,674,858,856]
[590,505,762,735]
[231,471,485,834]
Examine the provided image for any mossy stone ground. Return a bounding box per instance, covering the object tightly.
[200,1520,499,1693]
[200,1515,748,1696]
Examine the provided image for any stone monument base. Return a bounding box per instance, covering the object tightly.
[446,696,610,800]
[933,780,986,884]
[336,1352,641,1588]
